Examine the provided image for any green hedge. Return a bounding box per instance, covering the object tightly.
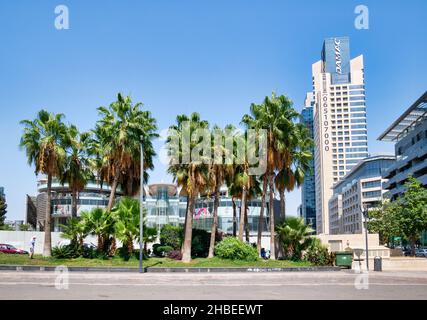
[214,237,258,261]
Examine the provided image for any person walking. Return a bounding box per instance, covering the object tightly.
[29,236,36,259]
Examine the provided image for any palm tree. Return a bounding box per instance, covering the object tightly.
[276,217,314,260]
[167,112,209,263]
[275,123,313,219]
[112,197,140,257]
[226,179,239,237]
[207,125,234,258]
[60,217,89,254]
[92,93,158,212]
[242,93,300,259]
[60,125,94,218]
[80,207,114,254]
[143,226,157,253]
[256,174,268,255]
[20,110,68,257]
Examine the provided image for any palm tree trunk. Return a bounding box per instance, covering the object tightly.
[97,235,104,253]
[238,187,247,241]
[43,174,53,257]
[208,188,220,258]
[107,170,120,212]
[182,194,195,263]
[245,203,250,243]
[127,238,134,256]
[71,190,78,218]
[280,189,286,219]
[269,174,276,260]
[181,195,189,254]
[232,198,237,237]
[257,175,268,255]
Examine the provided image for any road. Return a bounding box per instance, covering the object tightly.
[0,270,427,300]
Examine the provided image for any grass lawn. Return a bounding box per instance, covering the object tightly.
[0,253,312,268]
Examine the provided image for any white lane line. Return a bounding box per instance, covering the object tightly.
[0,282,427,287]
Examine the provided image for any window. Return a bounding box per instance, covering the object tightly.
[352,142,368,146]
[351,107,366,113]
[363,190,382,198]
[351,130,368,135]
[351,124,367,129]
[362,180,382,188]
[346,147,368,152]
[351,118,366,124]
[346,153,369,158]
[350,102,365,107]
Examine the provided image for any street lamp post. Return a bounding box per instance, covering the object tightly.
[139,137,144,274]
[363,204,369,271]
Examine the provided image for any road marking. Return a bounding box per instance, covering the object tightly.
[0,282,427,287]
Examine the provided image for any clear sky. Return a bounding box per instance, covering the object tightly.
[0,0,426,221]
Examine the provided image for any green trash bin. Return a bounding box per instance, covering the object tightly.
[335,251,353,269]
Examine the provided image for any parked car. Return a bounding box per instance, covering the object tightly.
[0,244,28,255]
[415,249,427,258]
[402,248,412,256]
[83,242,97,250]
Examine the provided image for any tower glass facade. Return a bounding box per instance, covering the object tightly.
[301,100,316,230]
[312,37,368,234]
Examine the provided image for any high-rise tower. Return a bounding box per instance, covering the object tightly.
[312,37,368,234]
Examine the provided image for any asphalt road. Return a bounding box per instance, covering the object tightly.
[1,270,427,300]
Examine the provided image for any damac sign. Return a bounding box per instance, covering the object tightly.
[334,38,342,75]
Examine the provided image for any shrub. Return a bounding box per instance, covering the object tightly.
[304,239,334,266]
[214,237,258,261]
[81,246,98,259]
[191,229,211,258]
[167,250,183,260]
[52,244,79,259]
[160,225,183,250]
[152,244,174,257]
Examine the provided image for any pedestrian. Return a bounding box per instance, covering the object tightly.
[29,236,36,259]
[261,248,266,259]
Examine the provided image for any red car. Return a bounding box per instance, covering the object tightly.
[0,244,28,254]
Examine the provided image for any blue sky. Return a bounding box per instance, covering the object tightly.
[0,0,426,221]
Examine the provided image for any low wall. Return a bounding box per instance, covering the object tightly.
[0,231,97,254]
[317,233,390,259]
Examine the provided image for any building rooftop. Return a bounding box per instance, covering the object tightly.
[332,154,396,191]
[378,91,427,142]
[148,183,177,197]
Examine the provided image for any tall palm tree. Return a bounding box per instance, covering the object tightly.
[226,178,239,237]
[207,125,234,258]
[256,174,268,255]
[242,93,299,259]
[20,110,68,257]
[60,125,94,218]
[92,93,158,212]
[167,112,209,263]
[275,123,313,219]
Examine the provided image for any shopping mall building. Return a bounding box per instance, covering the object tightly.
[27,180,278,237]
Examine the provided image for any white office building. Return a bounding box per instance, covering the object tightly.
[328,155,395,235]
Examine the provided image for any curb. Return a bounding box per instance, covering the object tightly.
[0,265,341,273]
